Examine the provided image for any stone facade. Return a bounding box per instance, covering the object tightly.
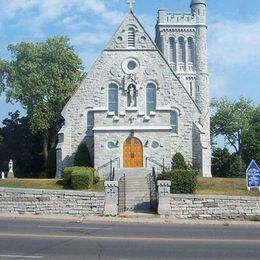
[0,188,105,216]
[56,0,211,178]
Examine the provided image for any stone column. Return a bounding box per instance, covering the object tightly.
[104,181,119,216]
[157,180,171,215]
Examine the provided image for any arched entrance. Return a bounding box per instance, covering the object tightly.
[123,137,143,168]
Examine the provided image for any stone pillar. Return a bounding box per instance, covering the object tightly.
[157,180,171,215]
[104,181,119,216]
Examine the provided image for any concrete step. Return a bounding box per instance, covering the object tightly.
[115,168,151,180]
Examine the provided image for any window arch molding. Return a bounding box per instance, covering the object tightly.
[127,25,137,48]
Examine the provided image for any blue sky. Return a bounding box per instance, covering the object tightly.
[0,0,260,125]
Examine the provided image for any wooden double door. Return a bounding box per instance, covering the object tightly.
[123,137,143,168]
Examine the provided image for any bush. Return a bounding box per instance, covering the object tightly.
[45,147,56,178]
[71,171,91,190]
[74,143,92,167]
[158,170,197,194]
[93,175,100,184]
[62,166,95,189]
[171,152,187,170]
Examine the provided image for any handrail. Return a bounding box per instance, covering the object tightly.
[97,157,120,180]
[145,157,164,169]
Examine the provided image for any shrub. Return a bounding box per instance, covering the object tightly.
[158,170,197,194]
[71,171,91,190]
[171,152,187,170]
[74,143,92,167]
[228,154,246,177]
[93,175,100,184]
[45,147,57,178]
[62,166,95,189]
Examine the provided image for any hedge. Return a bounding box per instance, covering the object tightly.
[62,167,95,189]
[158,170,197,194]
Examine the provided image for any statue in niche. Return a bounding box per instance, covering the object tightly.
[127,84,137,107]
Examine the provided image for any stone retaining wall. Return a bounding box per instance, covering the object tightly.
[168,194,260,220]
[0,188,105,216]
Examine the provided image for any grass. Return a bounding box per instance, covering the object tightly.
[0,178,104,192]
[196,176,260,196]
[0,177,259,196]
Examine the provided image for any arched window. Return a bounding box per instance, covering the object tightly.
[108,84,118,116]
[190,82,193,96]
[178,37,185,63]
[188,38,195,63]
[169,38,176,63]
[146,83,156,115]
[170,111,178,134]
[128,27,135,48]
[87,111,94,136]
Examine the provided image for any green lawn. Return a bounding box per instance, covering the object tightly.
[0,177,259,196]
[0,178,104,192]
[196,177,260,196]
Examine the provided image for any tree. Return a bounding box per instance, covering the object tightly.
[211,96,255,155]
[0,111,44,177]
[0,36,84,159]
[241,106,260,166]
[211,148,230,177]
[171,152,187,170]
[74,143,92,167]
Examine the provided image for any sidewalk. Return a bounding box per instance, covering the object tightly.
[1,212,260,226]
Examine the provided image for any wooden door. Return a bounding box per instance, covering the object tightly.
[123,137,143,168]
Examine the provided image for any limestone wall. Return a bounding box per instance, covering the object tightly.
[163,194,260,220]
[0,188,105,216]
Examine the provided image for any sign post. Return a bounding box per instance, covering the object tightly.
[246,160,260,191]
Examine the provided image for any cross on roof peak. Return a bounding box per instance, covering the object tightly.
[127,0,135,11]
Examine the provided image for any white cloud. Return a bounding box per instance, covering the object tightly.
[208,16,260,69]
[208,15,260,98]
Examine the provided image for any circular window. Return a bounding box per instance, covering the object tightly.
[151,141,159,149]
[127,60,137,70]
[122,58,140,74]
[116,36,123,43]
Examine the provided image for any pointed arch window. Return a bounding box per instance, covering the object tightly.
[170,111,178,134]
[178,37,185,63]
[188,38,195,63]
[146,83,156,115]
[128,27,135,48]
[169,38,176,63]
[108,84,118,116]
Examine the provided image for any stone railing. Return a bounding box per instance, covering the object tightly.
[157,181,260,220]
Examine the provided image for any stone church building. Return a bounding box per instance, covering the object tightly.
[56,0,212,178]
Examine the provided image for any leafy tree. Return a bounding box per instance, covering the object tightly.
[0,36,84,159]
[211,148,231,177]
[74,143,92,167]
[241,106,260,166]
[0,111,44,177]
[171,152,187,170]
[211,96,255,155]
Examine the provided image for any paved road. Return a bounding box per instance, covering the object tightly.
[0,217,259,260]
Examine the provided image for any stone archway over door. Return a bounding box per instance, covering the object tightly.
[123,137,143,168]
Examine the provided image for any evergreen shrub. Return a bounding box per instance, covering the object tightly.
[74,143,92,167]
[171,152,187,170]
[158,170,197,194]
[71,171,91,190]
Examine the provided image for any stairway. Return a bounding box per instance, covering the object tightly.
[116,168,155,213]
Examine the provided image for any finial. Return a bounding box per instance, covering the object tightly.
[127,0,135,12]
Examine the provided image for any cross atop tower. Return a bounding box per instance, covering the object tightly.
[127,0,135,11]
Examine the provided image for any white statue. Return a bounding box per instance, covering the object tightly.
[1,172,5,180]
[9,159,13,173]
[128,85,136,107]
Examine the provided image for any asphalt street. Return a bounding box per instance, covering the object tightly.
[0,217,259,260]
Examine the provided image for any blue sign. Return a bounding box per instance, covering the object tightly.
[246,160,260,190]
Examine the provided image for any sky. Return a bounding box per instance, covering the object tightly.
[0,0,260,125]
